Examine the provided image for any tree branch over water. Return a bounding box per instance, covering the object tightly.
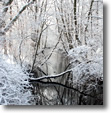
[29,68,72,81]
[29,80,102,100]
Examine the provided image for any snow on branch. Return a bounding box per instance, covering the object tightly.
[29,68,72,81]
[3,0,35,32]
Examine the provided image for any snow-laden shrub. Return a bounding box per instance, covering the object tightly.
[68,45,91,63]
[68,45,103,84]
[68,45,103,104]
[0,54,33,105]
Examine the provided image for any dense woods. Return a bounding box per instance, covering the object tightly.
[0,0,103,105]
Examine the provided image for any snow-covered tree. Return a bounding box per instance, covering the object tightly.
[0,0,103,105]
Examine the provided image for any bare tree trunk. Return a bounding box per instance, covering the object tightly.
[74,0,81,45]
